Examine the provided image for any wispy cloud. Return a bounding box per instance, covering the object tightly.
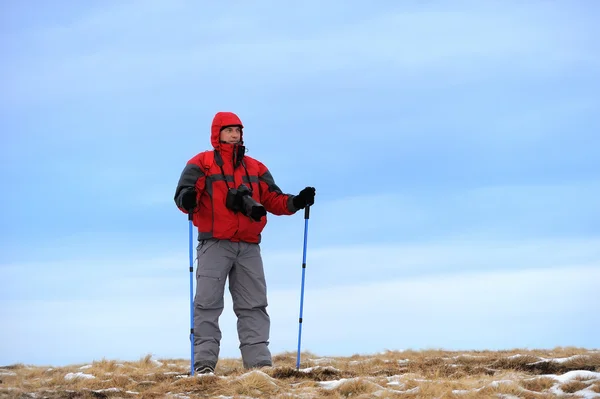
[3,0,597,106]
[262,237,600,291]
[2,232,599,301]
[260,181,600,251]
[2,262,597,366]
[287,263,600,356]
[2,178,599,264]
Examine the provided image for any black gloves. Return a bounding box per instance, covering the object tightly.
[181,189,197,211]
[292,186,316,210]
[183,186,315,213]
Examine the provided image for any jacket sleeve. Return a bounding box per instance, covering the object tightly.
[174,155,206,214]
[257,161,299,215]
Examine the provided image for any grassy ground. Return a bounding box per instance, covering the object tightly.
[1,347,599,398]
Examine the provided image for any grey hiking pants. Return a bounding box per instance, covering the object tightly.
[193,238,272,369]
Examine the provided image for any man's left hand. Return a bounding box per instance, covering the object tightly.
[293,186,316,209]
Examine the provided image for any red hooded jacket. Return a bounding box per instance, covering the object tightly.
[174,112,298,243]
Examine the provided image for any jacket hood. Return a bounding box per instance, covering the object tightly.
[211,111,244,149]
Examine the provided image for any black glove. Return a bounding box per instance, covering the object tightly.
[249,204,267,222]
[181,189,197,211]
[292,186,316,210]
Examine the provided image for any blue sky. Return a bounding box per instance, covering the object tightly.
[1,0,599,367]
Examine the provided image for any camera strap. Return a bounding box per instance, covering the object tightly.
[214,150,253,191]
[214,150,232,190]
[241,161,251,187]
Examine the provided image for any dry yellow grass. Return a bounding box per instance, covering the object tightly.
[1,347,599,398]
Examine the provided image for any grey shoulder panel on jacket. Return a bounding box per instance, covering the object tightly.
[174,163,205,206]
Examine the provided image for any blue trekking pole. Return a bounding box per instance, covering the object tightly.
[296,205,310,370]
[188,212,195,376]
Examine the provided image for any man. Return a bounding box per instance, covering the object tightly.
[173,111,315,374]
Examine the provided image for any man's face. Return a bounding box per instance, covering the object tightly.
[220,126,241,144]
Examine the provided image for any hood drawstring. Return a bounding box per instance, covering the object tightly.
[233,144,245,169]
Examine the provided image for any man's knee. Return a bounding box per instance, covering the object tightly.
[232,289,267,310]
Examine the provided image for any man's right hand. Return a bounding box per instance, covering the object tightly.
[292,186,316,209]
[181,189,197,211]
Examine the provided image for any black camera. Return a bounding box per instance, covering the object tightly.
[226,184,266,222]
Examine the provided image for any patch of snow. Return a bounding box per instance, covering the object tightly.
[386,375,403,386]
[497,395,521,399]
[547,370,600,383]
[551,355,588,363]
[489,379,515,387]
[348,360,366,365]
[530,354,589,364]
[413,378,432,383]
[372,388,405,397]
[575,386,600,399]
[125,391,140,395]
[79,365,92,370]
[545,373,600,398]
[0,371,17,376]
[452,389,470,395]
[382,358,410,364]
[318,378,351,390]
[452,354,486,359]
[549,385,566,396]
[65,372,95,380]
[506,354,527,359]
[317,376,384,392]
[167,394,190,399]
[150,359,163,367]
[299,365,340,373]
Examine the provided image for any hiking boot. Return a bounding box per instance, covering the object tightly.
[250,362,272,369]
[194,365,214,375]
